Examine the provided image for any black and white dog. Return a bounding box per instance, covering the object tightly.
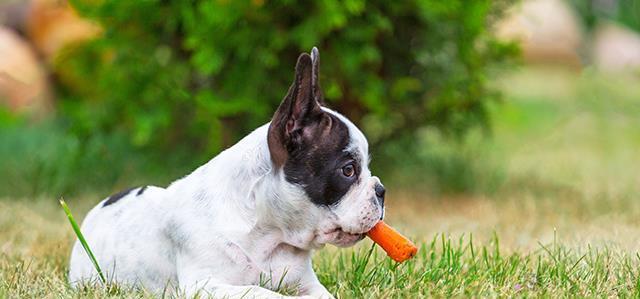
[69,48,385,298]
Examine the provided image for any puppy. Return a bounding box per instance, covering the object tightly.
[68,47,385,298]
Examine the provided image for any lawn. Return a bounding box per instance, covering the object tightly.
[2,66,640,298]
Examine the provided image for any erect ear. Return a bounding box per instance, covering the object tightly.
[310,47,324,105]
[268,51,326,167]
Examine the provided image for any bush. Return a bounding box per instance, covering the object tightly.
[0,108,196,197]
[57,0,517,162]
[570,0,640,33]
[0,111,193,197]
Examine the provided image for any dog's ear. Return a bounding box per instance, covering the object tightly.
[310,47,324,105]
[268,50,328,167]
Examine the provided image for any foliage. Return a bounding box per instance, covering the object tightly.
[570,0,640,33]
[58,0,518,160]
[0,111,192,197]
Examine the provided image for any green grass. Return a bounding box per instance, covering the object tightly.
[59,199,106,284]
[2,198,640,298]
[2,66,640,297]
[317,234,640,297]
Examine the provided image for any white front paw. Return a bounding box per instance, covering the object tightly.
[295,295,335,299]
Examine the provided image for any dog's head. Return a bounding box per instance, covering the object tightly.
[267,48,385,248]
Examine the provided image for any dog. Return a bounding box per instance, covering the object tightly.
[68,47,386,298]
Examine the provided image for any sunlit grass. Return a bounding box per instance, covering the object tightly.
[316,234,640,297]
[2,198,640,298]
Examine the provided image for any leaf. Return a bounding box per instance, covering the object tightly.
[59,199,106,284]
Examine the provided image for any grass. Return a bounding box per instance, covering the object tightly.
[1,66,640,297]
[59,199,106,284]
[2,199,640,298]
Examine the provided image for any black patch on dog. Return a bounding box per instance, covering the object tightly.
[269,49,360,206]
[136,186,148,196]
[103,187,136,207]
[283,113,359,206]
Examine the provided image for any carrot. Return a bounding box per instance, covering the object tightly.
[366,221,418,263]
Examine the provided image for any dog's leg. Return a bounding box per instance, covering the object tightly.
[182,283,299,298]
[178,268,326,298]
[298,283,334,299]
[177,246,311,298]
[295,261,335,299]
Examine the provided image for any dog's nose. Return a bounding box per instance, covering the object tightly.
[374,183,385,207]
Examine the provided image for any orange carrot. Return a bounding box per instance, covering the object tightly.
[366,221,418,263]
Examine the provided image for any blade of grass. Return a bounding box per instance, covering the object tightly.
[59,198,106,284]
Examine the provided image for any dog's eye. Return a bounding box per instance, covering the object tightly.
[342,164,355,178]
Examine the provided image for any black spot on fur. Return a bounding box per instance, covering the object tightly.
[136,186,148,196]
[102,187,136,207]
[268,49,360,206]
[283,113,359,206]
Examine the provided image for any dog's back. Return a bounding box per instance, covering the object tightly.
[68,185,177,289]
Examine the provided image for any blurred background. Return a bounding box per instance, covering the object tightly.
[0,0,639,248]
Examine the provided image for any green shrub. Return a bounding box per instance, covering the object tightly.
[59,0,517,162]
[570,0,640,33]
[0,110,193,197]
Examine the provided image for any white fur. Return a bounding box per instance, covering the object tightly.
[68,108,382,298]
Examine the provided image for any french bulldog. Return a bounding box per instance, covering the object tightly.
[68,47,386,298]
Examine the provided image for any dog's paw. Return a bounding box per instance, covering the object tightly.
[294,293,335,299]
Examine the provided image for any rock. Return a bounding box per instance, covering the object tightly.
[0,0,30,34]
[26,0,100,62]
[593,21,640,72]
[495,0,584,67]
[0,26,52,117]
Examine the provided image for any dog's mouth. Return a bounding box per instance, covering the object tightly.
[331,227,366,237]
[320,227,366,248]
